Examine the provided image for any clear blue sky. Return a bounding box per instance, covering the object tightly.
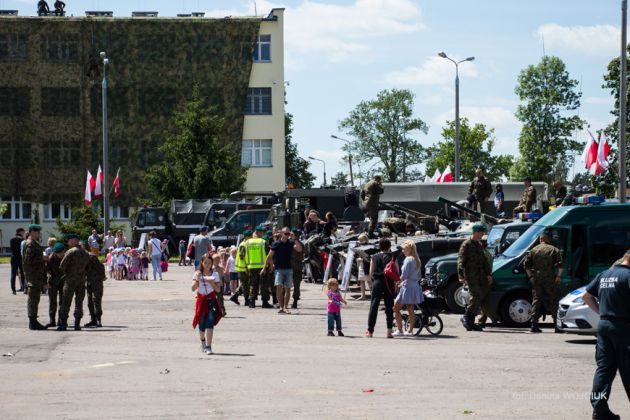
[3,0,622,185]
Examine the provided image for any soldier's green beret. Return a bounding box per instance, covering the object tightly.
[541,227,552,236]
[255,225,265,232]
[243,230,252,236]
[291,228,300,234]
[472,223,487,232]
[28,224,42,232]
[65,233,80,240]
[262,235,268,241]
[53,242,65,253]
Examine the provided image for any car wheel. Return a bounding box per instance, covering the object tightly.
[443,279,466,314]
[500,291,532,327]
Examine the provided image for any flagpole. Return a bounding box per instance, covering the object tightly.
[620,0,628,202]
[101,52,111,234]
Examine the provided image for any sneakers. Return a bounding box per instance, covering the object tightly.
[404,331,414,336]
[386,331,394,339]
[204,347,213,355]
[337,331,344,337]
[364,330,373,338]
[392,330,404,337]
[200,341,207,352]
[327,331,335,336]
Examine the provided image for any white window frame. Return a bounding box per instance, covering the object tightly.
[253,34,271,62]
[242,139,273,167]
[43,203,72,221]
[0,197,33,221]
[245,88,272,115]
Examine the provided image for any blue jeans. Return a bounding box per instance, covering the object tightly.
[328,312,342,331]
[151,256,162,280]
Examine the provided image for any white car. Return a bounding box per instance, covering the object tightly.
[556,287,599,335]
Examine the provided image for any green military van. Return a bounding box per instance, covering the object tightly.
[490,202,630,327]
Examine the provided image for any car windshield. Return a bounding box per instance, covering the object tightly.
[501,225,544,258]
[486,226,505,248]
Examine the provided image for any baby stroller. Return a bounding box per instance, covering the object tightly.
[401,291,447,336]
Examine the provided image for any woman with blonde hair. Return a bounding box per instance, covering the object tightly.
[393,240,424,336]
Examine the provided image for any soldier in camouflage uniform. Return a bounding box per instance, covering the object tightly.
[290,229,304,309]
[361,175,384,238]
[457,223,493,331]
[229,230,252,306]
[467,168,493,214]
[477,235,497,327]
[58,234,90,331]
[524,228,564,333]
[84,254,106,328]
[23,224,48,330]
[512,177,538,217]
[45,242,66,328]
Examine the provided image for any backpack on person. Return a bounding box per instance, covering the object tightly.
[384,256,400,283]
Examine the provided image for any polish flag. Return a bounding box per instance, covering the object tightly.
[439,166,453,183]
[85,170,95,205]
[596,135,609,171]
[94,165,103,200]
[430,169,441,182]
[112,168,121,198]
[581,131,598,169]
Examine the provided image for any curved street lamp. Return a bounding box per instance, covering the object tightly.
[308,156,327,187]
[330,135,354,186]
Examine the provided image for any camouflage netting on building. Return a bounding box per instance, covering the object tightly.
[0,17,261,205]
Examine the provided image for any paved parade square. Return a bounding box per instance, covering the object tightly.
[1,264,629,419]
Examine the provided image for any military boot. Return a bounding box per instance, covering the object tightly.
[74,319,82,331]
[84,317,97,328]
[45,316,56,329]
[261,300,273,309]
[249,300,256,308]
[460,315,473,331]
[592,409,620,420]
[57,319,68,331]
[28,317,47,331]
[96,316,102,328]
[530,320,542,333]
[291,299,298,309]
[229,293,241,305]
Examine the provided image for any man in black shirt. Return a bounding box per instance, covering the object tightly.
[583,250,630,420]
[263,227,303,314]
[10,228,25,295]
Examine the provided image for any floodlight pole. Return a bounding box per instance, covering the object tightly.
[620,0,628,202]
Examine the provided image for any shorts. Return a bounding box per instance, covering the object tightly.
[229,272,239,281]
[198,305,215,332]
[274,269,293,288]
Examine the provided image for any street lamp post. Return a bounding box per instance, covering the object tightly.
[330,135,354,186]
[438,52,475,182]
[308,156,327,187]
[101,51,110,234]
[620,0,628,203]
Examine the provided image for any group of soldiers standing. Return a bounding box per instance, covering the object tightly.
[22,224,106,331]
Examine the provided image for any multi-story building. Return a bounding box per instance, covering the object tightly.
[0,8,286,248]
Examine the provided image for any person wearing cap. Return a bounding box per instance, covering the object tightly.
[84,252,107,328]
[45,242,66,328]
[229,230,253,306]
[23,224,48,330]
[457,223,492,332]
[512,177,537,218]
[192,226,211,271]
[246,226,272,308]
[58,234,90,331]
[582,250,630,420]
[523,227,564,333]
[361,175,384,238]
[290,228,304,309]
[9,227,26,295]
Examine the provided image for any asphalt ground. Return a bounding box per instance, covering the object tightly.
[1,263,629,420]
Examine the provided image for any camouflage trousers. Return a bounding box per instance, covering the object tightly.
[367,208,378,235]
[237,271,250,301]
[530,277,559,322]
[86,280,104,318]
[27,276,45,318]
[58,277,86,323]
[248,269,270,302]
[466,280,493,319]
[47,278,64,321]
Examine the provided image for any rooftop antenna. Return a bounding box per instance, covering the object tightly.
[253,1,257,16]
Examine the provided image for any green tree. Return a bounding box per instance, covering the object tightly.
[146,88,247,202]
[331,171,349,187]
[55,206,124,242]
[339,89,428,182]
[424,118,513,181]
[515,56,585,183]
[285,113,315,188]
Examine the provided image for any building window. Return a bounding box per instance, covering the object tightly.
[41,87,80,116]
[253,35,271,62]
[138,88,176,116]
[242,139,272,167]
[245,88,271,115]
[0,197,32,221]
[0,33,28,61]
[41,35,79,62]
[0,88,30,116]
[111,206,130,219]
[43,203,72,221]
[91,87,130,119]
[42,141,81,167]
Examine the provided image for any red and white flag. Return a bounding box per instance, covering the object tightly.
[596,135,609,171]
[85,170,95,205]
[581,131,598,169]
[112,168,121,198]
[439,166,453,183]
[94,165,103,200]
[430,169,441,182]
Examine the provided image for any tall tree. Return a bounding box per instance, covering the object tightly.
[339,89,428,182]
[330,171,349,187]
[515,56,585,183]
[424,118,513,181]
[145,88,247,202]
[285,113,315,188]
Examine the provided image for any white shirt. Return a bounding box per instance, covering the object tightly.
[194,271,218,295]
[103,235,115,249]
[149,238,162,256]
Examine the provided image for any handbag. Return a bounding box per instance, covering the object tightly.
[384,254,400,295]
[160,260,169,273]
